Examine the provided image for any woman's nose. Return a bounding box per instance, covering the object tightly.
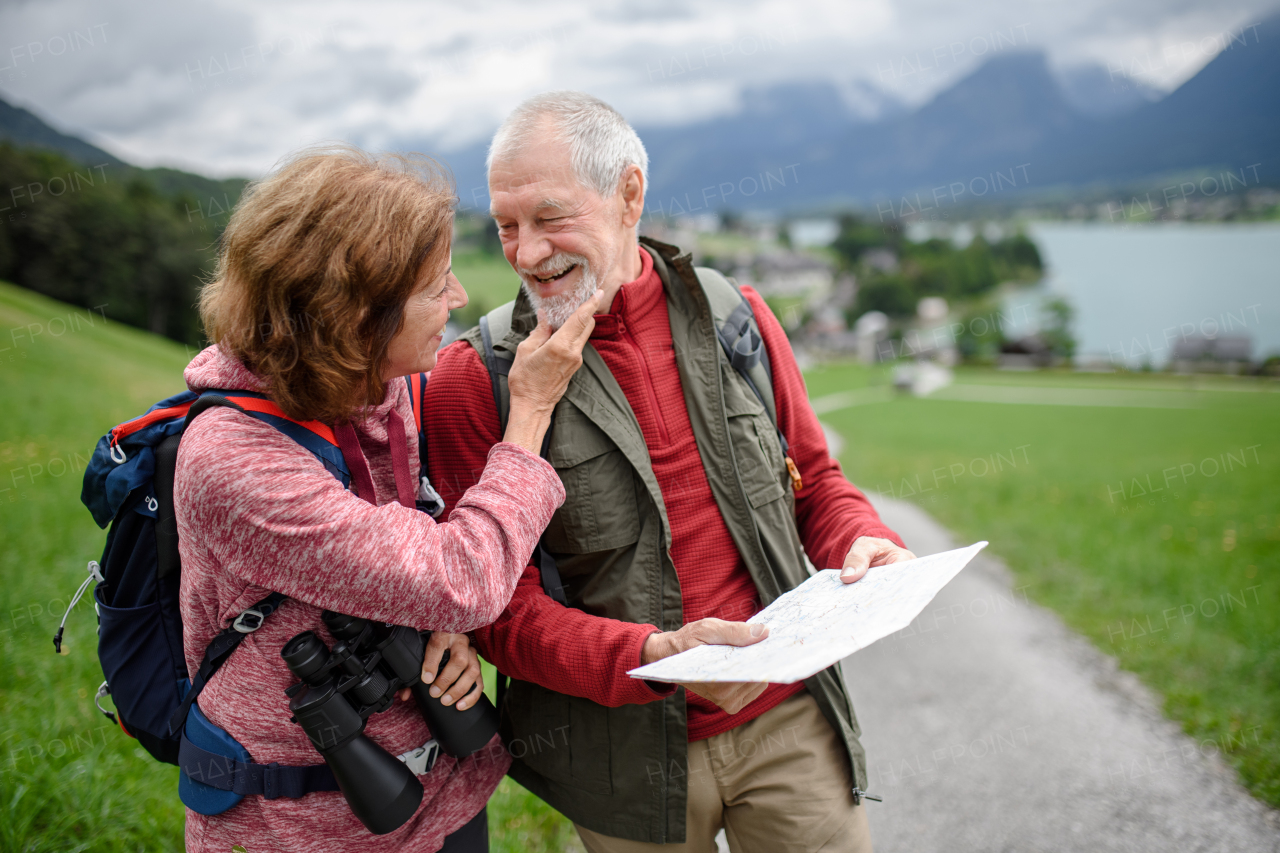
[448,275,469,310]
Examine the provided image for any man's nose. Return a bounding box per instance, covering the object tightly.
[514,236,553,272]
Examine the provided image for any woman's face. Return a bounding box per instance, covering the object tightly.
[383,258,468,379]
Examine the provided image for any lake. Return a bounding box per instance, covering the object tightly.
[1026,222,1280,368]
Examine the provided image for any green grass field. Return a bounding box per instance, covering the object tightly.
[452,251,524,329]
[0,281,579,851]
[805,361,1280,806]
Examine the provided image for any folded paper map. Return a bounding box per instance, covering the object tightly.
[628,541,988,684]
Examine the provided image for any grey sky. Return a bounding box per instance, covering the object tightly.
[0,0,1272,177]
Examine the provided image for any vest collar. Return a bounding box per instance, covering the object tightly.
[494,236,716,553]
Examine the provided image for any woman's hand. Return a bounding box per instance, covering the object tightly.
[396,632,484,711]
[502,290,603,454]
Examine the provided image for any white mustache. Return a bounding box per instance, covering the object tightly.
[518,253,588,280]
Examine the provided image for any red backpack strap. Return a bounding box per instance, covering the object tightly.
[186,392,350,487]
[402,373,443,517]
[403,372,428,468]
[219,395,338,446]
[404,373,427,435]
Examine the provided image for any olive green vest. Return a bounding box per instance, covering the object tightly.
[461,237,865,843]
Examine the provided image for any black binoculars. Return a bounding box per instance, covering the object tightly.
[281,611,499,835]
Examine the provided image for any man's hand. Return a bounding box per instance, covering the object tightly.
[840,535,916,583]
[396,632,484,711]
[640,618,770,715]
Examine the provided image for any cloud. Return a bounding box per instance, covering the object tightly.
[0,0,1273,177]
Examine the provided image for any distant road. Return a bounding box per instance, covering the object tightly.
[841,494,1280,853]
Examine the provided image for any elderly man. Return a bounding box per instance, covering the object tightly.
[425,91,913,853]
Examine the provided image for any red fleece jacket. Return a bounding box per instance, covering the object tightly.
[426,248,904,741]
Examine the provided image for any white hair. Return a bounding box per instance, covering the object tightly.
[487,91,648,199]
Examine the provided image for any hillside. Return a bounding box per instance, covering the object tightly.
[0,139,247,347]
[0,96,249,211]
[0,97,124,167]
[635,21,1280,211]
[0,282,191,852]
[1037,15,1280,186]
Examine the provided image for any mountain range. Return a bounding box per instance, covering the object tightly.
[623,11,1279,213]
[3,11,1277,215]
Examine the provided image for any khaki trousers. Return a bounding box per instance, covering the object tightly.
[575,691,872,853]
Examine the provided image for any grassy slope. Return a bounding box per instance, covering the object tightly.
[0,282,577,851]
[0,283,193,851]
[804,362,1280,805]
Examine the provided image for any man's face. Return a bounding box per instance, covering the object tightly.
[489,131,633,326]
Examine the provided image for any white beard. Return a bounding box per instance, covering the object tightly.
[518,252,600,329]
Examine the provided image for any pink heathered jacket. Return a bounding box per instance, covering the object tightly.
[175,346,564,852]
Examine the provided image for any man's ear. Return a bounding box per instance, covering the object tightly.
[619,164,645,229]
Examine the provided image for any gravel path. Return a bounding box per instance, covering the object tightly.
[840,494,1280,852]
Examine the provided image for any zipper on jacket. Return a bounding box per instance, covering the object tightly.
[618,321,670,445]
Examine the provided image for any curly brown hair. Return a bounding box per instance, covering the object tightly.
[200,145,455,424]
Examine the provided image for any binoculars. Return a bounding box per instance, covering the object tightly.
[281,611,499,834]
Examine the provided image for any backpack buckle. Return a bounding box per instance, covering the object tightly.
[232,608,267,634]
[398,738,440,776]
[94,681,118,724]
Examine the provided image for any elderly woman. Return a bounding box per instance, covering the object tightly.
[176,146,599,852]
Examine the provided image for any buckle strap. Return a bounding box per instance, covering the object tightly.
[718,298,764,374]
[167,593,286,737]
[714,287,792,463]
[179,734,339,799]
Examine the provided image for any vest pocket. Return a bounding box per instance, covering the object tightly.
[720,365,788,507]
[545,419,642,554]
[725,412,787,509]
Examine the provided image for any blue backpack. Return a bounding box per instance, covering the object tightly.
[59,375,436,808]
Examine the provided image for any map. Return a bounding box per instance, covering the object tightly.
[627,542,988,684]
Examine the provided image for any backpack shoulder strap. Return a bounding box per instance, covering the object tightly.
[187,391,351,487]
[477,301,517,431]
[694,266,778,423]
[164,392,346,738]
[402,372,427,470]
[166,591,286,738]
[402,373,443,518]
[694,267,803,492]
[405,372,427,432]
[476,304,567,605]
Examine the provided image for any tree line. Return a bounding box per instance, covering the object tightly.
[0,140,1049,355]
[831,214,1045,319]
[0,141,244,346]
